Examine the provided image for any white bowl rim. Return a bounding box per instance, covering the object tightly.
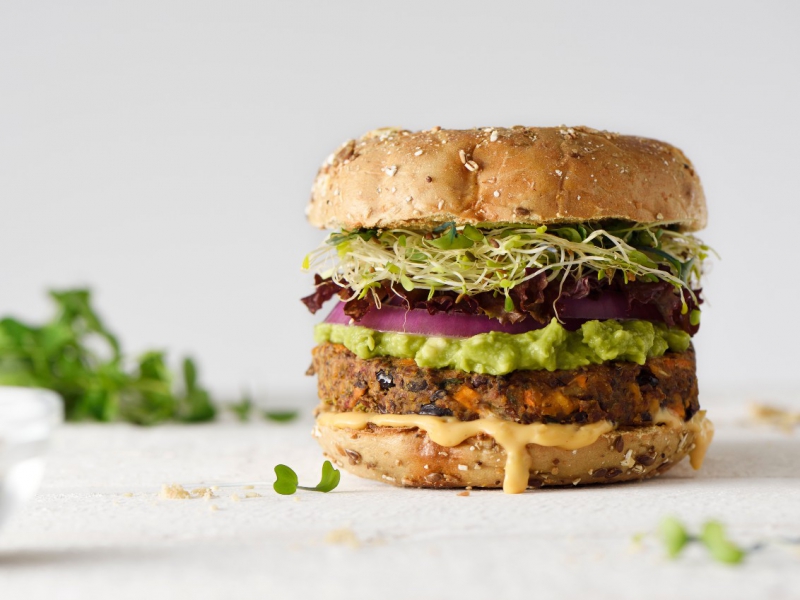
[0,386,64,424]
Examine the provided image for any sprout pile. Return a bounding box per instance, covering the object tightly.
[304,221,713,313]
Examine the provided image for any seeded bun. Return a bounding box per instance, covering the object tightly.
[313,412,711,490]
[307,126,707,232]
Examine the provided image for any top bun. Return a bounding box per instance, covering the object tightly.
[307,126,707,232]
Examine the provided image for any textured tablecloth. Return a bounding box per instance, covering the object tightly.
[1,394,799,600]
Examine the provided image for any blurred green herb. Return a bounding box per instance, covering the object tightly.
[229,394,254,422]
[263,410,299,423]
[658,516,690,558]
[0,289,215,424]
[228,398,298,424]
[273,460,341,495]
[656,517,746,565]
[700,521,746,564]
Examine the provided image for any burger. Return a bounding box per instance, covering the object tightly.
[302,125,714,493]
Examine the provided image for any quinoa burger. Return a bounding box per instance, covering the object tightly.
[302,126,714,493]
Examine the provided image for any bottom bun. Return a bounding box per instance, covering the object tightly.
[313,411,712,491]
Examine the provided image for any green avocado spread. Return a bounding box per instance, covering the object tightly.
[314,319,690,376]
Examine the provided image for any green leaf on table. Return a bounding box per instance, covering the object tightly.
[700,521,746,565]
[273,464,299,495]
[273,461,340,495]
[658,516,689,558]
[313,460,341,493]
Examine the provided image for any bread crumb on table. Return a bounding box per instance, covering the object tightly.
[159,484,192,500]
[325,528,361,549]
[457,491,470,497]
[158,484,217,500]
[192,487,216,500]
[749,403,800,433]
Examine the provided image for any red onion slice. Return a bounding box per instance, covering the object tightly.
[324,293,661,339]
[324,302,544,337]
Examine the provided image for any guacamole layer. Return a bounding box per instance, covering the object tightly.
[314,318,690,376]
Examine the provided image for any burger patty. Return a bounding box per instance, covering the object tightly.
[311,343,699,426]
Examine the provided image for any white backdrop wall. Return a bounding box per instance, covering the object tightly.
[2,1,798,405]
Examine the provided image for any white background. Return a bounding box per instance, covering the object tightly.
[2,1,798,406]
